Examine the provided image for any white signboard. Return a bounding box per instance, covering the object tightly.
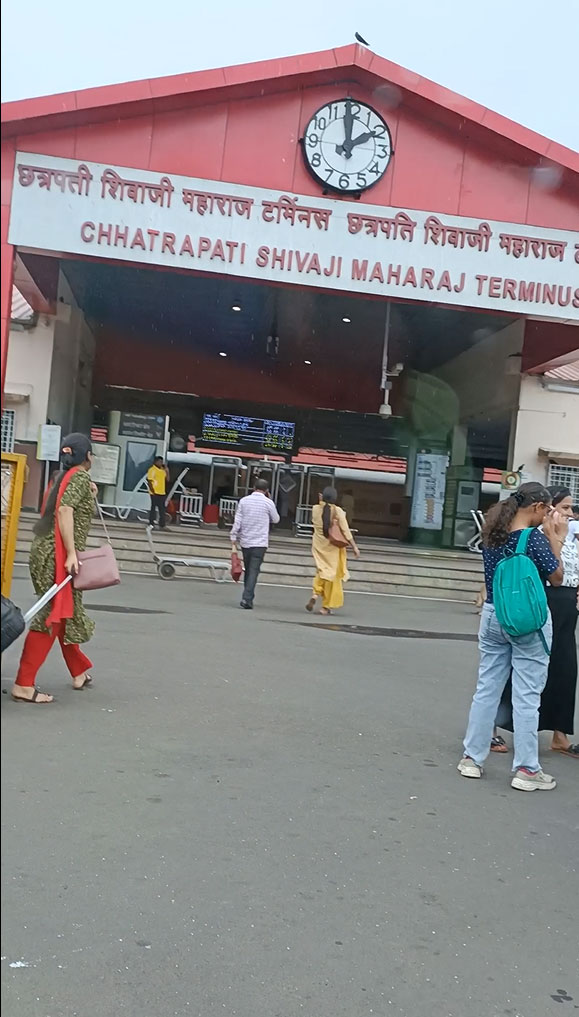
[90,443,120,485]
[410,453,448,530]
[37,424,61,462]
[8,153,579,321]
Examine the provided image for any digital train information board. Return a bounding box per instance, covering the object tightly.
[201,413,295,453]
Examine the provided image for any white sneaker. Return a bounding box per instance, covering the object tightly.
[511,769,557,792]
[457,757,483,779]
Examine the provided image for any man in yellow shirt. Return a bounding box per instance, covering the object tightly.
[147,456,169,529]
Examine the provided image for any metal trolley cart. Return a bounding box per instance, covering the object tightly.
[146,526,229,582]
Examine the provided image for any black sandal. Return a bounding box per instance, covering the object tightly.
[552,743,579,758]
[11,688,54,704]
[72,674,93,690]
[490,735,508,753]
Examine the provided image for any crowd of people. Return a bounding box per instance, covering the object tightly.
[7,439,578,796]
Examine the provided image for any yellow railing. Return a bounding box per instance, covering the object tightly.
[1,452,28,597]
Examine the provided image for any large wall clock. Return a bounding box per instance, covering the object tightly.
[302,98,392,194]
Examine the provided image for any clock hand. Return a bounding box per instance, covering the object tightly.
[335,99,355,158]
[349,130,377,150]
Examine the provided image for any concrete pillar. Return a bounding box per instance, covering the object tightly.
[450,425,468,467]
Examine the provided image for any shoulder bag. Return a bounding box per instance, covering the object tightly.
[73,502,121,591]
[328,509,349,548]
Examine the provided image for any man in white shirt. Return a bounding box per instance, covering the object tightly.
[231,479,280,609]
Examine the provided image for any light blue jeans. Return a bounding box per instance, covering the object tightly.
[463,603,552,772]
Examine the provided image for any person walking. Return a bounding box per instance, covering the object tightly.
[230,478,280,610]
[306,486,359,616]
[539,487,579,757]
[147,456,169,529]
[458,482,566,791]
[11,433,97,704]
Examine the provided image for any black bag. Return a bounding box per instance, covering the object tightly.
[1,596,25,654]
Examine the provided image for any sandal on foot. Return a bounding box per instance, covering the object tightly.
[490,735,509,753]
[73,674,93,690]
[305,598,316,613]
[551,743,579,758]
[11,688,54,705]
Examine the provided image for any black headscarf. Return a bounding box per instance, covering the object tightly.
[34,432,92,537]
[60,432,92,469]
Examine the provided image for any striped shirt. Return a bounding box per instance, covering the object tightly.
[230,492,280,548]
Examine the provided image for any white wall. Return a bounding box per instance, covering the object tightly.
[511,375,579,484]
[4,316,55,441]
[4,273,96,446]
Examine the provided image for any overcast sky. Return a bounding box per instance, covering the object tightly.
[1,0,577,151]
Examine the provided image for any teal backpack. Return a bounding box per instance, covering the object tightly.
[492,528,550,654]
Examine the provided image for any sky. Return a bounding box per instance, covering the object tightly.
[1,0,578,152]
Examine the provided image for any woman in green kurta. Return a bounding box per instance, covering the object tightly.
[12,433,96,704]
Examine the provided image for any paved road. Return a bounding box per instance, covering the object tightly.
[2,573,578,1017]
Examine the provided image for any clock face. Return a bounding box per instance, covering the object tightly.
[302,98,392,194]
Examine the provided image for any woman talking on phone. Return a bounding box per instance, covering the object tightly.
[458,482,566,791]
[11,433,96,704]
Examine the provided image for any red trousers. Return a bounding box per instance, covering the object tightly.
[15,622,92,688]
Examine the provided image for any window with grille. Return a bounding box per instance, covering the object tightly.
[1,409,15,453]
[547,464,579,503]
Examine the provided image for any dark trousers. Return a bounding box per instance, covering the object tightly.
[241,546,266,605]
[149,494,166,528]
[540,586,578,735]
[496,586,578,736]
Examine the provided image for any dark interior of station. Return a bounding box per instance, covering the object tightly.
[59,257,514,468]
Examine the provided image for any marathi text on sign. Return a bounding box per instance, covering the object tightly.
[9,154,579,321]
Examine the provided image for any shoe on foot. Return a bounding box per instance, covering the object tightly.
[240,600,253,610]
[457,757,483,779]
[511,768,556,792]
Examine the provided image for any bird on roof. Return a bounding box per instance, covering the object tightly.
[355,32,370,46]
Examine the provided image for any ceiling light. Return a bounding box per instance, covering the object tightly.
[304,360,312,365]
[342,316,351,323]
[219,351,227,357]
[231,304,241,312]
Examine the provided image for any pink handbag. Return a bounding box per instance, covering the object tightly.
[73,503,121,591]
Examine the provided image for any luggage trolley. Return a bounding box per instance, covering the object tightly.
[146,526,229,582]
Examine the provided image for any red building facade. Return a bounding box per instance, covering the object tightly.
[2,44,578,396]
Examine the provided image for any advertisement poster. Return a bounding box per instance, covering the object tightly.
[410,453,448,530]
[90,443,120,486]
[37,424,61,462]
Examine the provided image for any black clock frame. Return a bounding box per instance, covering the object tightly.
[300,97,393,196]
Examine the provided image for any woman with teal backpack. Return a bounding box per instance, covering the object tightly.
[458,483,566,791]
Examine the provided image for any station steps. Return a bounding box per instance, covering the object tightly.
[15,513,484,603]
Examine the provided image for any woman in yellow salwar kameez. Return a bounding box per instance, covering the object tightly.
[306,487,360,615]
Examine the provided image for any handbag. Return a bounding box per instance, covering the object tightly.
[231,551,243,582]
[328,510,348,548]
[73,502,121,591]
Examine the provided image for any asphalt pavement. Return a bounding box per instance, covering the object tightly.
[2,572,578,1017]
